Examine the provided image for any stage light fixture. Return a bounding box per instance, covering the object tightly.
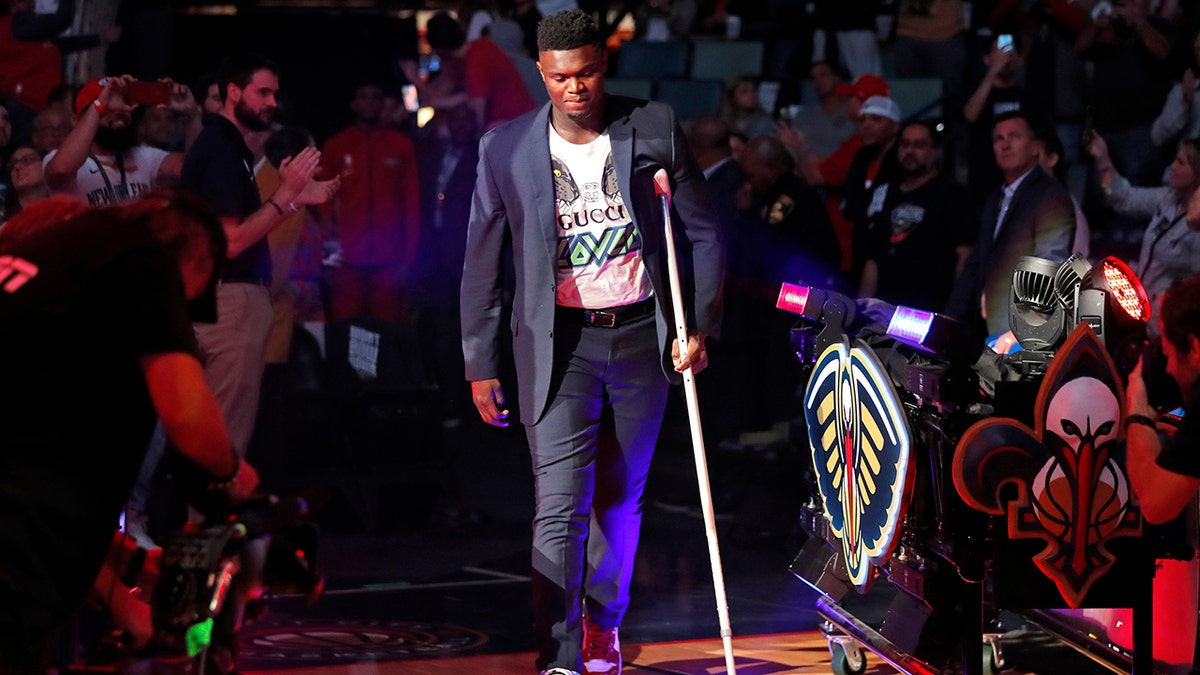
[1009,256,1068,351]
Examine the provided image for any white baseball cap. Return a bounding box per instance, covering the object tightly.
[859,96,901,123]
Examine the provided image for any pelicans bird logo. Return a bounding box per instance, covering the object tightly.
[805,337,914,589]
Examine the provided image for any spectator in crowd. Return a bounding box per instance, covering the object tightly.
[489,18,550,107]
[195,74,224,115]
[180,52,339,462]
[1151,31,1200,150]
[262,125,321,365]
[0,0,120,113]
[989,0,1089,159]
[44,83,78,116]
[893,0,968,112]
[460,11,722,675]
[780,73,889,277]
[963,36,1042,204]
[401,11,536,131]
[2,145,47,223]
[30,105,72,154]
[414,103,480,423]
[1033,125,1090,257]
[1076,0,1175,184]
[735,134,838,432]
[1087,130,1200,332]
[811,0,883,79]
[722,76,775,139]
[737,134,841,291]
[320,80,420,324]
[134,104,185,151]
[688,115,767,445]
[0,193,259,674]
[842,95,903,277]
[784,60,856,160]
[947,110,1076,341]
[0,98,10,158]
[634,0,696,41]
[859,121,974,311]
[43,75,200,206]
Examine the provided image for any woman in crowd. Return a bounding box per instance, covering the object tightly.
[1088,131,1200,332]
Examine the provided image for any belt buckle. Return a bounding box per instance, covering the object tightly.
[584,310,617,328]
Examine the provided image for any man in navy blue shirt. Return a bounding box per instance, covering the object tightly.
[181,52,338,459]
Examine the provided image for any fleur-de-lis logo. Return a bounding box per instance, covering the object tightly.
[953,324,1142,607]
[805,338,913,589]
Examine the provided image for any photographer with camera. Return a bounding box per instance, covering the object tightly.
[0,192,260,673]
[43,74,200,207]
[1125,274,1200,524]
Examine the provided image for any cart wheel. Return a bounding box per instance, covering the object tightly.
[828,637,867,675]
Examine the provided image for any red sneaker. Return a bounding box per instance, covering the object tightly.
[582,618,621,675]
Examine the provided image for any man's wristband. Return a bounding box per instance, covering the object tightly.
[266,197,298,216]
[208,457,241,491]
[92,99,109,116]
[1125,414,1157,431]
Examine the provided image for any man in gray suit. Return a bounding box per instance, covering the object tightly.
[460,11,724,675]
[946,110,1076,343]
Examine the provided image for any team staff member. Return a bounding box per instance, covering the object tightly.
[0,194,259,674]
[460,11,723,675]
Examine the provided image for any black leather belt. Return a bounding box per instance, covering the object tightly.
[558,297,656,328]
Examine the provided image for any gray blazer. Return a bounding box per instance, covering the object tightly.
[460,96,725,424]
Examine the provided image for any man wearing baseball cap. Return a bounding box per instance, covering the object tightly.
[43,75,200,207]
[778,74,892,283]
[842,96,903,278]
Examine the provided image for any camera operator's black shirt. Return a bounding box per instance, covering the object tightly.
[1157,383,1200,479]
[0,214,196,628]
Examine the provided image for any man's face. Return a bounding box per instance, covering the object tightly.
[993,117,1038,178]
[811,63,839,98]
[898,125,937,177]
[1162,327,1200,400]
[32,108,72,153]
[537,45,607,125]
[204,83,223,115]
[229,69,279,132]
[137,105,179,148]
[9,147,43,191]
[736,148,782,195]
[350,85,384,125]
[858,113,898,148]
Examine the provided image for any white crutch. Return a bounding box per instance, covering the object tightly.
[654,168,737,674]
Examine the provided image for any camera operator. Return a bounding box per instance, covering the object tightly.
[1125,274,1200,524]
[0,193,259,674]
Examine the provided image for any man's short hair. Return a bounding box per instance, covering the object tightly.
[900,120,941,147]
[217,53,280,103]
[992,109,1034,134]
[537,10,602,54]
[425,12,466,51]
[1161,275,1200,357]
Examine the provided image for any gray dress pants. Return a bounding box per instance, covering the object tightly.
[527,309,668,672]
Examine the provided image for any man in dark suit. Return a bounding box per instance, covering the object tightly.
[946,110,1075,341]
[460,11,724,675]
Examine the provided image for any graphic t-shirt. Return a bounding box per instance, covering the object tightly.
[44,145,169,207]
[549,125,652,309]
